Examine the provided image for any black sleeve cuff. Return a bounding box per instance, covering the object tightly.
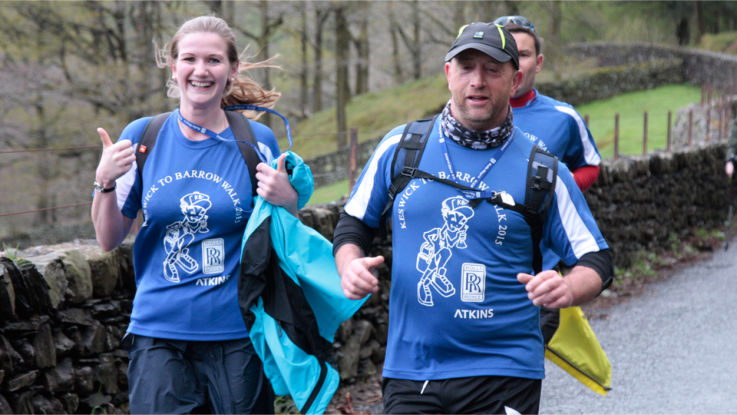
[333,211,376,256]
[576,249,614,291]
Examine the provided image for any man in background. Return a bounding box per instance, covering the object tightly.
[496,15,602,193]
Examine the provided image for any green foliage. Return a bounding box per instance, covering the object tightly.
[2,243,30,267]
[698,31,737,54]
[612,226,726,289]
[694,227,725,241]
[618,252,658,282]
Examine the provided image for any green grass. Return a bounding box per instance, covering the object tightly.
[308,83,703,205]
[289,73,448,160]
[307,179,350,205]
[576,84,702,159]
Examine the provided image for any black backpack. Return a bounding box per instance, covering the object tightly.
[135,110,261,195]
[381,115,558,273]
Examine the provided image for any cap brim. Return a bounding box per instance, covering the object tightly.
[445,43,513,64]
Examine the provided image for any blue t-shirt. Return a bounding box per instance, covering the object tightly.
[115,109,280,341]
[513,90,601,171]
[344,116,608,381]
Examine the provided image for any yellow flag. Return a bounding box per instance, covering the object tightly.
[545,306,612,396]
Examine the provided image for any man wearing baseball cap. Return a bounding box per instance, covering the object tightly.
[333,22,612,413]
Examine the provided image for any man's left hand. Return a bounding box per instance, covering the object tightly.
[517,270,573,309]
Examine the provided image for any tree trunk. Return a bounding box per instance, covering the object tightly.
[548,0,563,81]
[453,2,465,32]
[34,101,50,225]
[335,6,350,149]
[353,5,369,95]
[312,7,329,113]
[259,0,272,127]
[694,1,705,42]
[388,2,403,84]
[411,0,421,80]
[299,2,309,118]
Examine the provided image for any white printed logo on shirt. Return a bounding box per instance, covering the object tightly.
[415,196,475,306]
[461,263,486,302]
[162,191,213,283]
[202,238,225,275]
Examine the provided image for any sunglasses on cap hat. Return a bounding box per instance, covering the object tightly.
[492,15,535,33]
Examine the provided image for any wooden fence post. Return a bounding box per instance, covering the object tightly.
[614,113,619,160]
[706,103,711,143]
[349,127,358,191]
[667,110,672,151]
[643,111,648,155]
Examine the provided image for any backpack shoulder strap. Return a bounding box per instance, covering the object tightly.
[377,115,437,237]
[525,145,558,215]
[224,110,260,196]
[135,112,171,182]
[382,116,437,213]
[523,145,558,273]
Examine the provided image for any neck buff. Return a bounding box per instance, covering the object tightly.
[440,101,514,150]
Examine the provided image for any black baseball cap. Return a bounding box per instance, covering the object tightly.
[445,22,519,69]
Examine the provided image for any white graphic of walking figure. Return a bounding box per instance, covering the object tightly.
[163,191,212,283]
[415,196,475,306]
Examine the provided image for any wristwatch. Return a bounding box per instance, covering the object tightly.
[93,180,116,193]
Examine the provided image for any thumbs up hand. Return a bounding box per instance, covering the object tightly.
[255,153,298,214]
[95,127,135,188]
[340,255,385,300]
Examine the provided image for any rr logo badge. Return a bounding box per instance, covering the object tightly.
[202,238,225,275]
[461,263,485,302]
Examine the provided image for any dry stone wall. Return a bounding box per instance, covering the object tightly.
[0,243,134,413]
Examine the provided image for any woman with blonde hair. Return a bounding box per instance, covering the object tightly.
[91,15,296,413]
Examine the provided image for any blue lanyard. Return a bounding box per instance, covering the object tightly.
[438,124,512,198]
[177,104,294,163]
[223,104,294,149]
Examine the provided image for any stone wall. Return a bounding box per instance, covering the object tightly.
[535,58,685,107]
[568,42,737,89]
[0,243,134,413]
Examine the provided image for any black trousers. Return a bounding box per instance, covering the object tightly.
[124,334,273,414]
[382,375,541,414]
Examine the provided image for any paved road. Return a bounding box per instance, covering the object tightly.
[540,235,737,414]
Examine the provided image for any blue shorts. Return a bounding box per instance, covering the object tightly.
[123,334,273,414]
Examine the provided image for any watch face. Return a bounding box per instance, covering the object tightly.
[94,181,114,192]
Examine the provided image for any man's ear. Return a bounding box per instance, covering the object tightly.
[536,53,544,74]
[511,69,523,96]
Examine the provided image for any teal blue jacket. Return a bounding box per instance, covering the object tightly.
[239,152,366,414]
